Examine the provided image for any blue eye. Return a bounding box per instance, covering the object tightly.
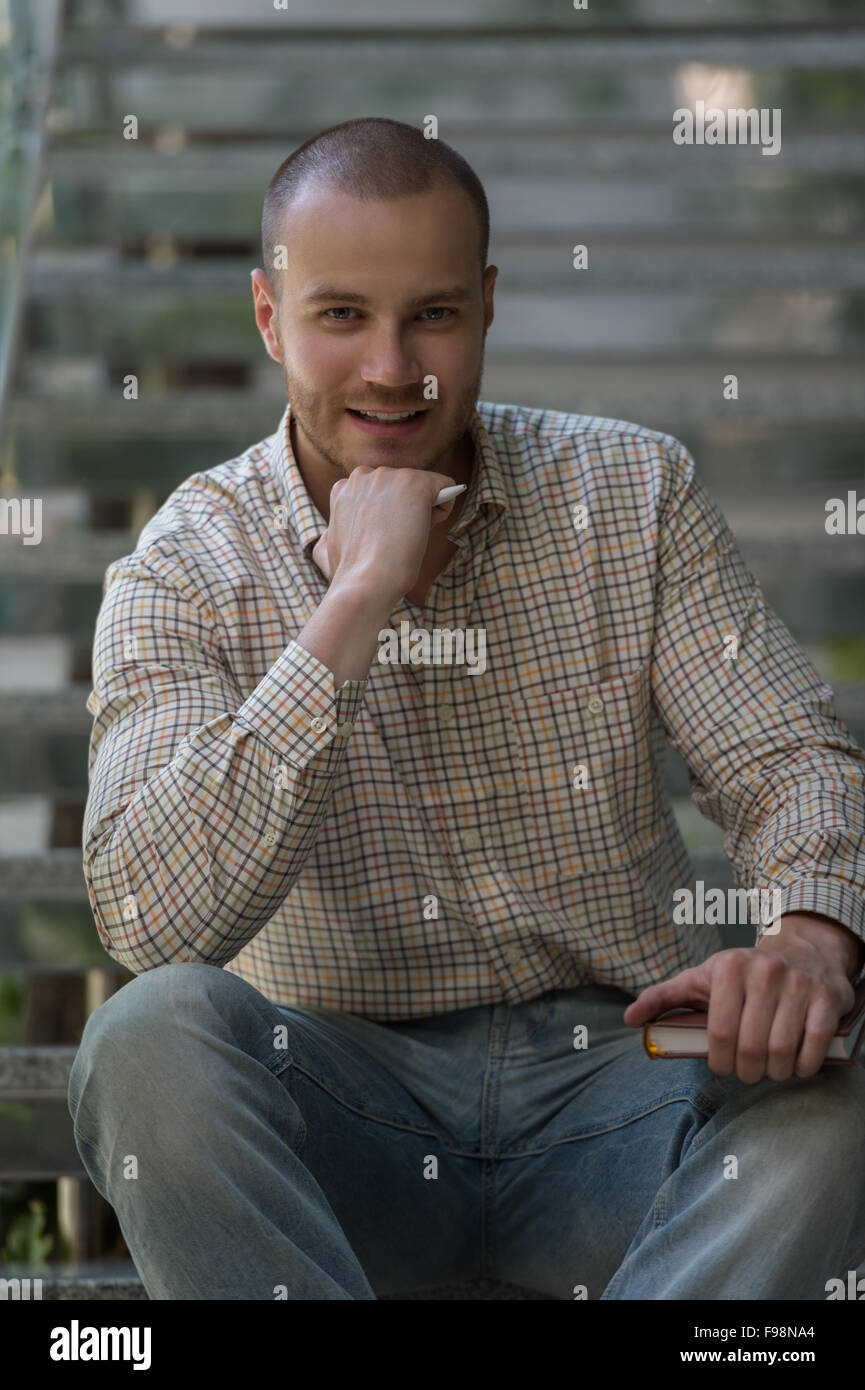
[322,307,454,322]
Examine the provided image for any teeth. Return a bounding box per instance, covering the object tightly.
[358,410,417,421]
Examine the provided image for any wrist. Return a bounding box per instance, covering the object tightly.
[760,912,865,979]
[326,570,400,618]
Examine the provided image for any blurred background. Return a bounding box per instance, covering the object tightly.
[0,0,862,1298]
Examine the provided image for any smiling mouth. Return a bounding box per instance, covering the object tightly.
[347,408,425,421]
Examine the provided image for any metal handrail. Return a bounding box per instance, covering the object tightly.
[0,0,64,483]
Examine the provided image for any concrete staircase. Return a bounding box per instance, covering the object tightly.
[1,0,863,1298]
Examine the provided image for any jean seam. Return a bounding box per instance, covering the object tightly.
[69,1117,103,1170]
[266,1042,445,1141]
[289,1060,454,1145]
[600,1186,669,1300]
[496,1088,713,1157]
[291,1106,308,1159]
[266,1053,294,1080]
[480,1005,508,1278]
[652,1187,667,1230]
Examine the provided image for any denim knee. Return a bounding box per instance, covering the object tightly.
[700,1065,865,1202]
[781,1072,865,1190]
[67,961,251,1129]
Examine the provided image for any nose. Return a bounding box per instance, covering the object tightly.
[359,323,422,390]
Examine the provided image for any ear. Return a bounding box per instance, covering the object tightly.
[483,264,498,331]
[251,269,283,363]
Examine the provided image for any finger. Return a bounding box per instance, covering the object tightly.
[430,498,458,526]
[795,993,840,1078]
[733,956,784,1083]
[705,955,746,1076]
[622,966,708,1025]
[311,531,330,579]
[763,978,811,1082]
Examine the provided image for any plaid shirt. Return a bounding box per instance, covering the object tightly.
[83,400,865,1017]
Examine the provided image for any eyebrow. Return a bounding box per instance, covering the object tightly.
[300,284,473,307]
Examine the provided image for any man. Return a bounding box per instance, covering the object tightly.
[68,117,865,1301]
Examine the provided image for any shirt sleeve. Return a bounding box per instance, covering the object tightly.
[649,436,865,988]
[83,546,367,973]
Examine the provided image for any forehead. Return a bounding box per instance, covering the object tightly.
[277,179,480,289]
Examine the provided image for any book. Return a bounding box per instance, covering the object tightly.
[643,979,865,1066]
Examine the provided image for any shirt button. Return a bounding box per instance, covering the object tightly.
[335,720,353,736]
[505,946,523,966]
[587,695,604,714]
[309,716,329,733]
[262,831,277,847]
[438,702,454,722]
[462,829,481,851]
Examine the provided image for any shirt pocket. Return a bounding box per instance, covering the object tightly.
[508,663,666,885]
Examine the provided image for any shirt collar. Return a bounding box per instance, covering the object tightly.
[266,400,509,560]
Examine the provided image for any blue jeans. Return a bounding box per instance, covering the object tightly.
[67,962,865,1300]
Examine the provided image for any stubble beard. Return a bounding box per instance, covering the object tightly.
[281,346,485,485]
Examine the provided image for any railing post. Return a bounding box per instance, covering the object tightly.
[0,0,64,448]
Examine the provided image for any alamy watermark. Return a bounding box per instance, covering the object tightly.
[0,496,42,544]
[0,1276,42,1299]
[673,101,781,157]
[49,1321,151,1369]
[673,881,783,931]
[377,620,486,675]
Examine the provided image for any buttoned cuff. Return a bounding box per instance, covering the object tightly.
[234,638,367,769]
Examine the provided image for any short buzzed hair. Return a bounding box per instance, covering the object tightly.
[261,116,490,300]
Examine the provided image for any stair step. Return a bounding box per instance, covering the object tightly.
[0,1046,79,1094]
[0,717,862,802]
[2,521,862,585]
[0,1261,147,1301]
[2,686,853,737]
[11,379,865,461]
[51,0,851,32]
[9,1256,861,1299]
[0,532,132,581]
[0,850,87,900]
[0,686,92,726]
[24,284,865,359]
[1,564,860,642]
[0,1258,550,1298]
[58,21,865,65]
[0,848,735,906]
[39,125,865,182]
[26,240,865,295]
[0,899,127,972]
[17,845,733,907]
[13,388,865,441]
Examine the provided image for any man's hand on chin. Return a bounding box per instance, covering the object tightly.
[622,912,864,1084]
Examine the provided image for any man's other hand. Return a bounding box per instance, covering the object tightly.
[623,913,862,1083]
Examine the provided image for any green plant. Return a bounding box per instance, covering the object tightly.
[0,1198,54,1264]
[0,974,23,1046]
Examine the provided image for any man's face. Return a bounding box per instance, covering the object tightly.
[253,180,496,483]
